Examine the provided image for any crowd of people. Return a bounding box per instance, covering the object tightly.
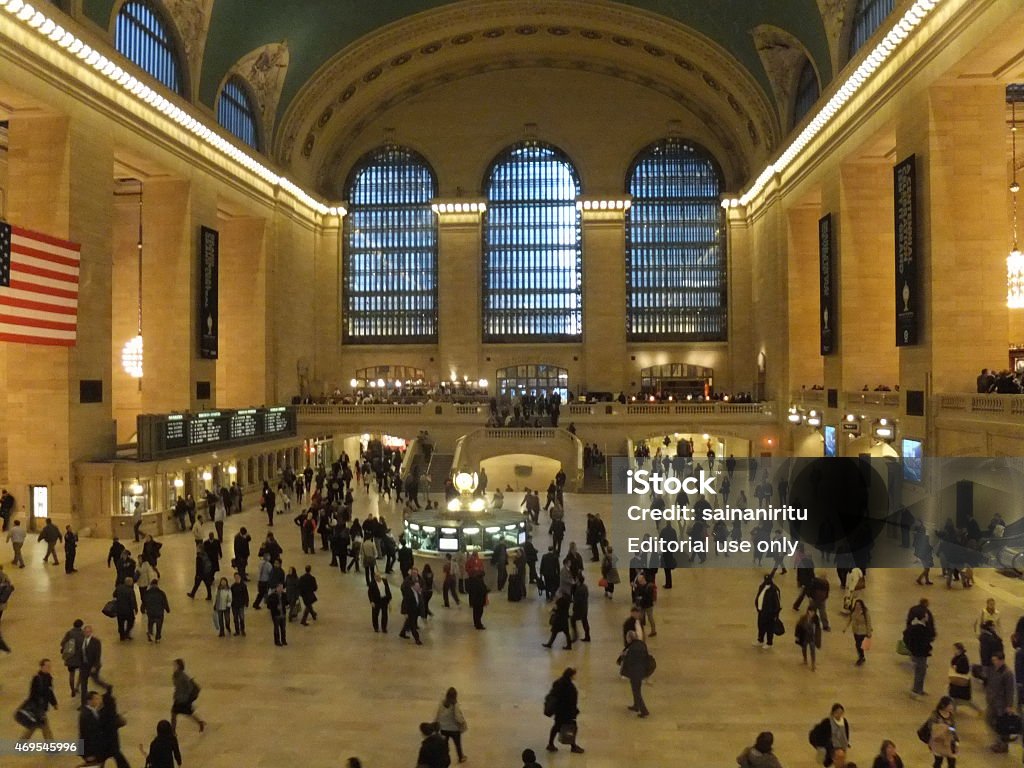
[977,368,1024,395]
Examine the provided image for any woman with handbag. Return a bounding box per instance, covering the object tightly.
[948,643,971,702]
[843,599,873,666]
[545,667,584,754]
[926,697,958,768]
[435,687,469,763]
[600,546,621,599]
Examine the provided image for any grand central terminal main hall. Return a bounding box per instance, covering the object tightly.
[2,1,1024,766]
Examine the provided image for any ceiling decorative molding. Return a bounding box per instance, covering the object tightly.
[164,0,213,100]
[275,0,781,190]
[228,41,290,147]
[815,0,850,74]
[751,25,815,128]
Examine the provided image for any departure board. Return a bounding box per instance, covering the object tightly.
[137,406,297,460]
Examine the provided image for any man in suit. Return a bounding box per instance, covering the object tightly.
[233,527,251,582]
[112,577,138,641]
[368,571,392,633]
[398,579,423,645]
[416,721,450,768]
[202,533,222,578]
[78,691,105,763]
[266,583,288,646]
[79,625,109,708]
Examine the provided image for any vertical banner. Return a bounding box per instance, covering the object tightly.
[819,213,835,355]
[198,226,218,359]
[894,154,918,346]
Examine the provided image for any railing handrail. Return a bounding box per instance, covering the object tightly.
[935,392,1024,417]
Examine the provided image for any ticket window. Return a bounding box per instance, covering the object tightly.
[119,480,151,516]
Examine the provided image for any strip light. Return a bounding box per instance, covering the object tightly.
[430,201,487,214]
[575,199,632,211]
[722,0,943,209]
[0,0,345,218]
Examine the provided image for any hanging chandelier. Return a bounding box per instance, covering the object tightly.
[1008,98,1024,308]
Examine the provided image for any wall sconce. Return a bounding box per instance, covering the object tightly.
[478,378,488,388]
[873,418,895,440]
[806,410,822,428]
[349,378,358,388]
[172,477,184,489]
[787,406,803,424]
[201,471,213,482]
[227,466,238,477]
[129,480,144,495]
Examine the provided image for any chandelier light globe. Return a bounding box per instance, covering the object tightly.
[453,471,478,494]
[172,478,184,489]
[447,498,461,512]
[201,471,213,482]
[121,335,144,378]
[1008,250,1024,308]
[469,498,486,512]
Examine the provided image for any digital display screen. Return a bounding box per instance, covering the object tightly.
[438,538,459,551]
[188,414,226,446]
[824,426,836,457]
[518,531,527,545]
[902,438,923,483]
[230,410,258,440]
[165,415,186,449]
[263,408,289,435]
[137,407,297,461]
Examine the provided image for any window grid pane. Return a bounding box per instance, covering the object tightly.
[482,143,582,343]
[848,0,895,59]
[115,0,184,95]
[218,77,259,150]
[342,145,438,344]
[793,60,820,126]
[626,139,727,342]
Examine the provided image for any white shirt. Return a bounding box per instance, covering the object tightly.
[6,528,26,544]
[975,608,1002,635]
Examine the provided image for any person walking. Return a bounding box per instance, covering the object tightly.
[361,535,378,587]
[368,571,392,633]
[186,542,214,601]
[267,583,288,646]
[808,703,850,767]
[415,721,450,768]
[571,574,591,643]
[544,667,584,754]
[399,579,424,645]
[796,605,822,671]
[442,554,460,608]
[113,576,139,641]
[285,566,301,623]
[79,690,105,764]
[253,554,272,610]
[980,651,1015,753]
[229,572,248,636]
[140,720,182,768]
[620,630,652,717]
[79,625,110,708]
[600,546,621,599]
[755,572,782,648]
[233,527,251,582]
[38,517,62,565]
[843,599,873,666]
[632,572,657,637]
[435,687,469,763]
[925,696,958,768]
[170,659,205,733]
[6,519,26,568]
[59,619,85,697]
[142,579,171,643]
[64,525,78,573]
[132,501,144,542]
[539,547,560,602]
[466,571,489,630]
[213,577,232,637]
[905,598,936,698]
[870,740,904,768]
[298,565,319,625]
[543,592,573,650]
[19,658,58,740]
[736,731,784,768]
[973,598,1003,635]
[948,643,971,703]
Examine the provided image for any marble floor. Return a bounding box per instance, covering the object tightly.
[2,488,1023,768]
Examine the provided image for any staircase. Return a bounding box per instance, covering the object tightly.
[580,454,624,493]
[424,453,454,497]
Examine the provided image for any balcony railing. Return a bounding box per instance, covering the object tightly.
[936,393,1024,417]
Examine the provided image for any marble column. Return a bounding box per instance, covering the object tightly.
[580,203,627,392]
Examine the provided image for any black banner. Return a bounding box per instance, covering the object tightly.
[894,155,918,346]
[198,226,218,359]
[819,213,835,355]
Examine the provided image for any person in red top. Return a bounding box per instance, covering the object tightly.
[465,551,485,578]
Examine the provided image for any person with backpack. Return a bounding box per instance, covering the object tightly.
[808,703,850,767]
[904,598,936,698]
[737,731,784,768]
[170,659,205,733]
[19,658,58,741]
[620,630,652,717]
[921,696,957,768]
[544,667,584,754]
[59,619,85,697]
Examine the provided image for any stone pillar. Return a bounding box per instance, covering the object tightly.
[580,203,627,392]
[111,192,142,444]
[786,203,824,391]
[435,202,484,382]
[217,215,268,408]
[189,184,218,410]
[4,113,115,526]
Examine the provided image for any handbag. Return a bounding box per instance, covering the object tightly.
[101,600,118,619]
[896,639,911,656]
[861,636,872,651]
[997,712,1024,736]
[774,618,785,636]
[558,721,578,744]
[14,700,40,729]
[598,578,608,588]
[948,667,970,687]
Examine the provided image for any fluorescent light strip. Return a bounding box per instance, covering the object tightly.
[575,199,631,211]
[722,0,943,209]
[0,0,345,217]
[430,201,487,214]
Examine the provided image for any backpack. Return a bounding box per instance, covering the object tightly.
[916,719,931,744]
[808,718,830,748]
[187,678,201,703]
[645,654,657,678]
[61,637,77,663]
[543,690,556,717]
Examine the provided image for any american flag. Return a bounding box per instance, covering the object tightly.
[0,221,80,347]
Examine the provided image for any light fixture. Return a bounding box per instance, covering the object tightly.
[787,407,803,424]
[1009,97,1024,308]
[575,198,632,211]
[447,498,461,512]
[129,481,144,495]
[806,410,821,428]
[463,527,480,535]
[376,378,385,388]
[470,499,486,512]
[478,378,488,388]
[121,182,145,380]
[422,526,436,533]
[201,471,212,482]
[453,472,478,494]
[873,418,895,440]
[172,477,184,489]
[484,526,501,533]
[349,378,358,388]
[227,465,237,476]
[431,201,487,214]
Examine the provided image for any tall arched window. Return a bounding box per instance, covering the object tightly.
[482,142,582,342]
[848,0,895,60]
[115,0,186,95]
[793,59,820,126]
[217,76,260,150]
[626,139,726,341]
[343,145,438,344]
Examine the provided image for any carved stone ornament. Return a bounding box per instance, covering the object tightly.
[816,0,849,72]
[751,25,813,122]
[164,0,213,65]
[232,41,290,142]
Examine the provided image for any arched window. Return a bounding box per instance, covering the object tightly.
[626,139,726,341]
[793,59,820,126]
[482,142,582,342]
[217,76,260,150]
[115,0,186,95]
[848,0,895,60]
[343,145,438,344]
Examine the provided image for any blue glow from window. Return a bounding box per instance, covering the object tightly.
[217,77,259,150]
[115,0,185,95]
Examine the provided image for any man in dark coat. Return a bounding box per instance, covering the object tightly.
[141,578,170,642]
[620,631,651,717]
[466,572,489,630]
[112,577,138,641]
[904,597,937,697]
[298,565,318,625]
[539,547,560,602]
[545,667,584,753]
[755,572,782,647]
[416,721,450,768]
[233,528,251,581]
[38,518,62,565]
[399,579,423,644]
[266,584,288,646]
